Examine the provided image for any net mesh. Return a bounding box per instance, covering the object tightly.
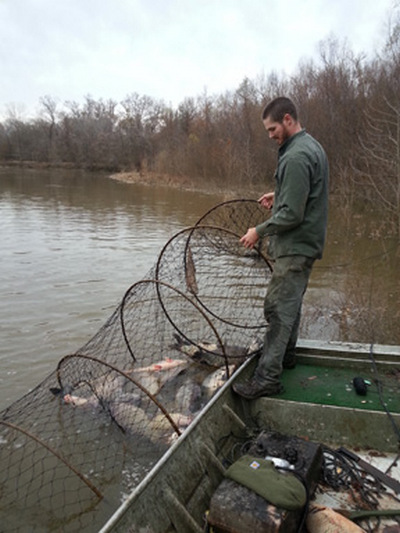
[0,199,272,532]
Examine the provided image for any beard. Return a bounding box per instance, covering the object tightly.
[279,124,291,145]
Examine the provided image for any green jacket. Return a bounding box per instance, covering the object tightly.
[256,129,329,260]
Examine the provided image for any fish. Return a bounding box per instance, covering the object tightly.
[53,377,197,446]
[105,404,190,443]
[52,358,188,418]
[108,400,149,433]
[50,385,73,397]
[56,359,188,405]
[62,393,98,408]
[174,380,203,415]
[51,370,137,405]
[61,390,147,434]
[110,406,192,443]
[150,412,193,432]
[201,366,235,400]
[91,374,129,401]
[132,363,187,396]
[62,390,142,410]
[132,357,188,373]
[185,244,198,294]
[58,389,181,442]
[149,412,194,444]
[171,334,262,368]
[171,334,230,367]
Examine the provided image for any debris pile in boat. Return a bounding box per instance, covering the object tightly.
[0,199,271,533]
[207,429,400,533]
[208,429,323,532]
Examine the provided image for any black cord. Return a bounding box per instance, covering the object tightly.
[321,446,385,508]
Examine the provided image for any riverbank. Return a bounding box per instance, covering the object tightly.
[110,170,198,191]
[0,160,78,170]
[109,169,248,199]
[0,160,246,198]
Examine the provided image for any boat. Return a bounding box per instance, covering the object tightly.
[99,340,400,533]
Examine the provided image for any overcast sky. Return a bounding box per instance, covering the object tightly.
[0,0,397,118]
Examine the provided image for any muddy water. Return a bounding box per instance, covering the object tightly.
[0,167,399,409]
[0,168,223,408]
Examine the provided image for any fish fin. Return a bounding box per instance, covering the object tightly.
[50,385,73,398]
[172,332,193,349]
[172,332,183,346]
[174,332,182,343]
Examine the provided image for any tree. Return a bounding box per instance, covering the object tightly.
[352,11,400,238]
[118,93,163,172]
[38,95,59,161]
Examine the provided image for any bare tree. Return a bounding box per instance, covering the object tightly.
[118,93,163,172]
[352,11,400,238]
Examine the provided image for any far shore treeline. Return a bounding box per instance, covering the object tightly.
[1,15,400,239]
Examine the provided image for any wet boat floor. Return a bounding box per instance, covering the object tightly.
[278,363,400,412]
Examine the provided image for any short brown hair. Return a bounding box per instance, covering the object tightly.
[262,97,298,122]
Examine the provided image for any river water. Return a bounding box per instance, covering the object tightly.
[0,168,225,409]
[1,167,399,410]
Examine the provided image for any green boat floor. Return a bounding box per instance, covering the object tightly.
[277,364,400,413]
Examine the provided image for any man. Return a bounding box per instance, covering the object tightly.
[233,96,329,400]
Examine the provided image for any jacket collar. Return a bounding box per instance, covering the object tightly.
[279,128,306,155]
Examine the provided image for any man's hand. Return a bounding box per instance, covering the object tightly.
[258,192,274,209]
[240,227,259,249]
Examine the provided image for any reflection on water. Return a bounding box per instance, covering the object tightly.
[306,201,400,341]
[0,167,223,409]
[0,167,399,410]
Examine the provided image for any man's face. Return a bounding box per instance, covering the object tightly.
[263,115,291,146]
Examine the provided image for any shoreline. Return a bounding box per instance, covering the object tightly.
[0,160,259,198]
[110,170,200,191]
[109,170,248,198]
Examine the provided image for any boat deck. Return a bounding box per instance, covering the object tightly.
[280,362,400,412]
[232,341,400,451]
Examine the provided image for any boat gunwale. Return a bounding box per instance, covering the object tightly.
[297,339,400,359]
